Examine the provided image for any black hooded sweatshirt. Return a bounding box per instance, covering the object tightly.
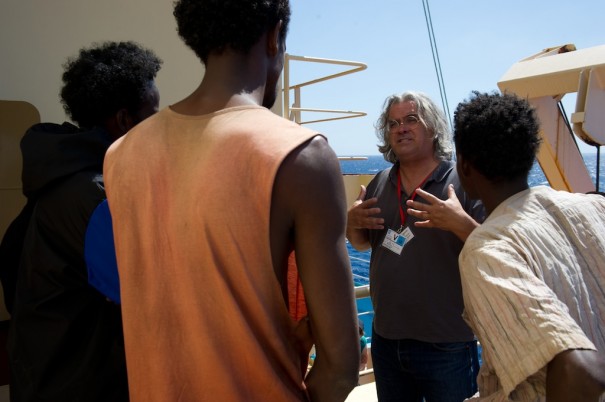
[6,122,128,402]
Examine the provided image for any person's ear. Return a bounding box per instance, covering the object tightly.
[267,20,283,57]
[457,153,472,178]
[116,108,135,134]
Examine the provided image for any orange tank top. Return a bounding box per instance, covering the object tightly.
[104,105,319,401]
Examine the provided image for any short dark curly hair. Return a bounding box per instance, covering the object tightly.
[60,41,162,128]
[173,0,291,64]
[453,91,541,182]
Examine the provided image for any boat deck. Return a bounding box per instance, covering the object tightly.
[346,382,377,401]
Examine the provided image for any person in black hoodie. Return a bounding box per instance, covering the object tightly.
[4,41,162,402]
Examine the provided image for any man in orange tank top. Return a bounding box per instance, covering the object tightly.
[103,1,360,401]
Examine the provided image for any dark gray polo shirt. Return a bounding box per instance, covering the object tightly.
[366,160,485,342]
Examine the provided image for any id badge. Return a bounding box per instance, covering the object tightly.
[381,226,414,255]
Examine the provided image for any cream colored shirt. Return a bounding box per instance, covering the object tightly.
[459,186,605,401]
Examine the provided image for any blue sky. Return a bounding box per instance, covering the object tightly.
[284,1,605,156]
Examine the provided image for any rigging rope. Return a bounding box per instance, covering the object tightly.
[421,0,452,128]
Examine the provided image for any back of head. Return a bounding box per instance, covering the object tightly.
[453,91,541,182]
[173,0,291,64]
[60,41,162,129]
[375,91,453,163]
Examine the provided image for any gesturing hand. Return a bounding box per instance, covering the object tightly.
[347,185,384,230]
[406,184,479,241]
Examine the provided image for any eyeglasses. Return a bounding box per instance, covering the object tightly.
[387,114,421,131]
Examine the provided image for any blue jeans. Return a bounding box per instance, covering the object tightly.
[371,331,479,402]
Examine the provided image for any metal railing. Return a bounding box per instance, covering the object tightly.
[282,54,367,125]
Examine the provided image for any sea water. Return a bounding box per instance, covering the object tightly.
[341,153,604,342]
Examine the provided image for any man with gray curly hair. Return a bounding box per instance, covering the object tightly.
[347,91,483,401]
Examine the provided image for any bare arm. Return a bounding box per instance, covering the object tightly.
[272,136,359,401]
[359,345,368,371]
[406,185,479,241]
[546,349,605,402]
[346,186,383,251]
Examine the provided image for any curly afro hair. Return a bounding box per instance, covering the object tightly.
[173,0,290,64]
[453,91,541,182]
[60,41,162,129]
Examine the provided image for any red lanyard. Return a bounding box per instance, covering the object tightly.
[397,169,433,227]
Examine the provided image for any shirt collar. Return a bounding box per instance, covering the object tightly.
[388,159,454,188]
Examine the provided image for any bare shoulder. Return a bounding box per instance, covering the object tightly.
[278,135,342,190]
[283,135,338,172]
[271,134,346,227]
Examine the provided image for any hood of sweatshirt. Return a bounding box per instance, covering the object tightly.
[20,122,112,198]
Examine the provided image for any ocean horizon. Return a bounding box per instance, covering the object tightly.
[339,153,604,188]
[342,153,604,341]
